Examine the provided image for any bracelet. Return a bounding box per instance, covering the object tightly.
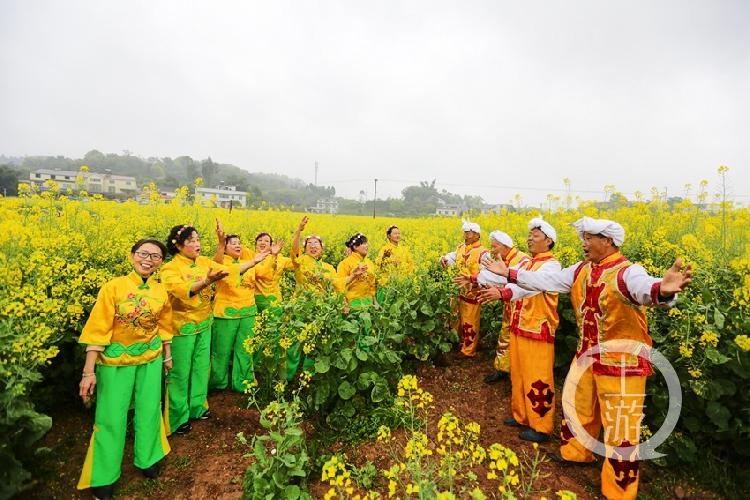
[163,356,173,363]
[82,372,96,377]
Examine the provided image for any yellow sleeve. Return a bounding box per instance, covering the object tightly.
[158,292,174,342]
[79,280,116,346]
[337,257,353,280]
[160,262,192,300]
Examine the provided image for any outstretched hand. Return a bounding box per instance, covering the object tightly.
[207,268,230,284]
[483,257,509,277]
[477,286,503,304]
[660,258,693,296]
[453,274,472,287]
[298,216,309,232]
[271,239,285,255]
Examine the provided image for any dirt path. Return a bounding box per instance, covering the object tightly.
[28,349,699,499]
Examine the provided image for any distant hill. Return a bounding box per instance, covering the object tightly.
[4,150,490,215]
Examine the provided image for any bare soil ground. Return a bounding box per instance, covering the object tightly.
[26,348,714,499]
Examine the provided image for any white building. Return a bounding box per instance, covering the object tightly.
[435,204,461,217]
[195,185,247,208]
[307,198,339,214]
[29,169,137,196]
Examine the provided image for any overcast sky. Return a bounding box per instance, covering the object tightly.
[1,1,748,206]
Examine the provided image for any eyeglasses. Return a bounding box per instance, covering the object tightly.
[134,250,164,261]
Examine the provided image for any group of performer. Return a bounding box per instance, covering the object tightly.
[75,216,413,499]
[76,213,691,500]
[441,216,692,500]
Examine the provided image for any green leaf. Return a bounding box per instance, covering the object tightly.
[314,356,330,374]
[420,302,434,315]
[371,379,390,403]
[338,381,356,400]
[284,485,301,499]
[705,347,730,365]
[712,308,725,329]
[706,401,731,430]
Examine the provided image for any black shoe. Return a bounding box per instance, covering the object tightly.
[90,484,114,500]
[484,371,508,384]
[198,410,211,420]
[138,463,160,479]
[519,429,551,443]
[549,452,593,467]
[174,422,192,435]
[503,417,525,427]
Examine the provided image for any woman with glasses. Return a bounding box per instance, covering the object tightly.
[77,239,173,500]
[159,224,261,436]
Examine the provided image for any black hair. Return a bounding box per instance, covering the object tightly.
[386,225,398,237]
[225,234,241,244]
[131,239,168,259]
[255,232,273,244]
[345,233,368,249]
[166,224,198,255]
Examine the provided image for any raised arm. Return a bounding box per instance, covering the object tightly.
[213,218,227,263]
[291,216,308,261]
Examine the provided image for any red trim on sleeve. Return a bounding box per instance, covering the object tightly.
[508,269,518,283]
[470,275,478,284]
[617,266,639,305]
[651,281,665,303]
[500,288,513,301]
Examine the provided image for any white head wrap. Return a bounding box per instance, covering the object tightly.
[461,219,481,233]
[572,216,625,247]
[528,217,557,243]
[489,230,514,248]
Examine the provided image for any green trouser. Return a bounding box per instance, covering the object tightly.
[209,314,257,392]
[285,342,316,382]
[351,297,375,351]
[77,357,170,489]
[165,330,211,434]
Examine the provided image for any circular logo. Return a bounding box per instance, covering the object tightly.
[561,339,682,460]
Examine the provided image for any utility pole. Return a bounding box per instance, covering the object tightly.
[373,178,378,218]
[314,161,318,186]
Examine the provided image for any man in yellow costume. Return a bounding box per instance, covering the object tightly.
[440,219,488,357]
[482,216,692,500]
[477,218,560,443]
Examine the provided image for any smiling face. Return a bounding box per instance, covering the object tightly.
[255,234,271,253]
[225,236,242,260]
[526,228,552,256]
[388,228,401,244]
[131,242,165,277]
[582,232,615,264]
[304,237,323,259]
[177,230,201,260]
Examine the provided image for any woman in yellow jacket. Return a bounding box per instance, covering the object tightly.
[252,232,293,315]
[209,227,269,392]
[160,224,259,436]
[374,225,414,303]
[338,233,377,311]
[285,216,342,379]
[77,239,173,500]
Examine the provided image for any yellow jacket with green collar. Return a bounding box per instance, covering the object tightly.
[78,271,172,366]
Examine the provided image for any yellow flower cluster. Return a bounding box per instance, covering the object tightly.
[321,455,354,497]
[735,335,750,351]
